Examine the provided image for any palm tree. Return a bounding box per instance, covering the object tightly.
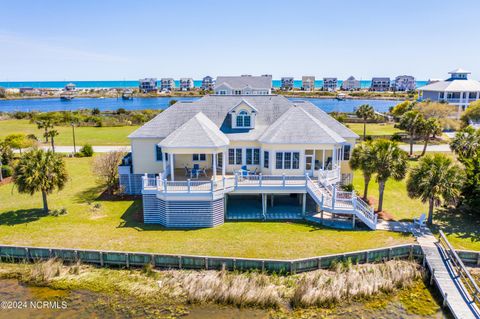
[407,154,464,225]
[419,118,442,157]
[450,126,480,159]
[398,110,425,156]
[36,118,54,143]
[349,141,376,199]
[44,129,59,153]
[13,149,68,213]
[372,139,408,212]
[355,104,375,140]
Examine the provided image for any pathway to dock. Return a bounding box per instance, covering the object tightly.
[413,227,480,319]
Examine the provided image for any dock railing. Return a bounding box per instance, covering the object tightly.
[438,230,480,307]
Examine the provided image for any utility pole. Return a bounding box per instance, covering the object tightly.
[71,122,77,154]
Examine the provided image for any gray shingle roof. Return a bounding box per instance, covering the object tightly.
[417,79,480,92]
[214,75,272,90]
[158,112,229,148]
[128,95,358,142]
[259,106,345,144]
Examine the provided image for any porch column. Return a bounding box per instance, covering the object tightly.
[212,152,217,180]
[322,149,325,170]
[222,151,226,177]
[262,194,266,215]
[332,146,337,168]
[270,194,274,207]
[170,153,175,181]
[162,152,167,176]
[352,214,356,229]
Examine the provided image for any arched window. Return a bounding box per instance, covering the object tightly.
[236,110,251,127]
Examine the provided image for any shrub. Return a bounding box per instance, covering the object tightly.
[79,144,94,157]
[1,165,13,177]
[341,184,354,192]
[49,207,68,217]
[390,132,403,142]
[91,107,101,115]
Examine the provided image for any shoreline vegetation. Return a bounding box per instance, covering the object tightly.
[0,259,444,318]
[0,87,414,101]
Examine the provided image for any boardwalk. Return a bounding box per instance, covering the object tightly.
[414,227,480,319]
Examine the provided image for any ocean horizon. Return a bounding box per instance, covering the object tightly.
[0,80,429,89]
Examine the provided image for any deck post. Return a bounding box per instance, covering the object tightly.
[259,173,262,187]
[222,151,226,177]
[282,174,286,187]
[332,186,336,209]
[222,177,225,190]
[212,152,217,181]
[352,214,355,229]
[302,193,306,216]
[156,176,160,190]
[234,173,238,187]
[271,194,274,207]
[163,179,167,192]
[210,181,214,192]
[170,154,175,181]
[305,173,308,187]
[187,179,191,193]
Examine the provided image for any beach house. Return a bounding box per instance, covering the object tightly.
[394,75,416,91]
[201,76,215,91]
[417,68,480,113]
[214,75,272,95]
[160,78,175,92]
[281,77,294,91]
[179,78,194,91]
[323,78,338,91]
[139,78,157,93]
[302,76,315,91]
[118,80,377,230]
[370,77,391,91]
[341,76,361,90]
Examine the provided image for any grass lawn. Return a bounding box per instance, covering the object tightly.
[346,123,403,136]
[0,119,136,146]
[0,157,414,259]
[352,157,480,252]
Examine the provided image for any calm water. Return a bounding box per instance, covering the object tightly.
[0,80,429,89]
[0,97,401,113]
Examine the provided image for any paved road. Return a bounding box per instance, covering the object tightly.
[399,144,452,153]
[40,145,131,153]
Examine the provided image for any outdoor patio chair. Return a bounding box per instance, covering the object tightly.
[184,166,191,177]
[250,168,258,175]
[413,213,427,229]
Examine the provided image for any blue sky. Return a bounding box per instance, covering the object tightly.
[1,0,479,81]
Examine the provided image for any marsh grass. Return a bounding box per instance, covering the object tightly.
[1,259,422,311]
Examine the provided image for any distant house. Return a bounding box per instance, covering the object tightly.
[201,76,215,91]
[139,78,157,93]
[214,75,272,95]
[160,78,175,92]
[280,77,294,91]
[370,77,391,91]
[302,76,315,91]
[418,68,480,113]
[179,78,194,91]
[65,83,76,91]
[394,75,416,91]
[19,87,36,94]
[323,78,338,91]
[341,76,360,90]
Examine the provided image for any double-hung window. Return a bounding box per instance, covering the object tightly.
[275,152,300,169]
[228,148,243,165]
[192,154,206,161]
[343,145,351,161]
[246,148,260,165]
[264,151,269,168]
[236,110,251,128]
[155,145,164,161]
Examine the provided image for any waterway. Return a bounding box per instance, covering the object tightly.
[0,97,401,113]
[0,278,449,319]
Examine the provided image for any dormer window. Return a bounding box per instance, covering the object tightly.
[236,110,251,127]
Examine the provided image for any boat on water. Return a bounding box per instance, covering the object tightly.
[122,89,133,100]
[60,92,75,100]
[336,93,346,101]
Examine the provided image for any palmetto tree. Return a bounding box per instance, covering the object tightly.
[450,126,480,159]
[44,129,59,153]
[419,118,442,157]
[398,110,425,156]
[372,140,408,212]
[355,104,375,140]
[13,149,68,213]
[407,154,464,225]
[349,141,376,199]
[36,118,54,143]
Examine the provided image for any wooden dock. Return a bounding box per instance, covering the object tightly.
[415,228,480,319]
